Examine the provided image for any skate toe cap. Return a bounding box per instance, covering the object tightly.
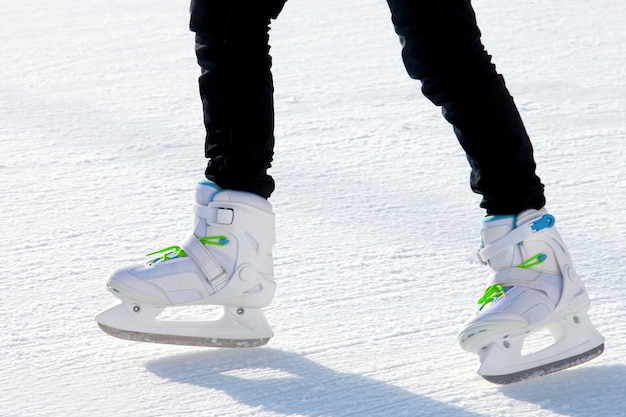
[107,266,170,305]
[458,312,529,353]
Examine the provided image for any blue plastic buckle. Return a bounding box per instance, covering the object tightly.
[530,214,555,232]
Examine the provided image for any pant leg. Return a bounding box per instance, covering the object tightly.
[385,0,545,215]
[190,0,286,198]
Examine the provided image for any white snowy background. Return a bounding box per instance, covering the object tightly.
[1,0,624,415]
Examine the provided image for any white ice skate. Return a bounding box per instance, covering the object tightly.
[458,209,604,384]
[95,180,277,348]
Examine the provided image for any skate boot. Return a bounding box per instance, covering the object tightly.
[457,209,604,383]
[95,179,277,347]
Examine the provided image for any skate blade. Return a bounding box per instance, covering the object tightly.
[477,312,604,384]
[97,323,270,348]
[95,302,273,348]
[482,343,604,384]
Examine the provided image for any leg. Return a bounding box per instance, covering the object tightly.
[385,0,603,382]
[190,0,286,198]
[95,1,287,346]
[385,0,544,215]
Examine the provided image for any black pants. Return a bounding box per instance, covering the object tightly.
[190,0,545,215]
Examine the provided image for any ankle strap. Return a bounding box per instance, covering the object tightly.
[477,214,555,264]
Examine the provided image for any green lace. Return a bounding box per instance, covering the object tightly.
[146,236,229,264]
[476,253,547,310]
[477,284,508,310]
[517,253,547,269]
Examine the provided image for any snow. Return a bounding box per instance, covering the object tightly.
[1,0,624,415]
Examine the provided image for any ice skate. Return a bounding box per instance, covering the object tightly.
[457,209,604,384]
[96,180,277,348]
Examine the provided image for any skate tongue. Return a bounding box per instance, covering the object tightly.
[196,179,222,205]
[192,180,222,236]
